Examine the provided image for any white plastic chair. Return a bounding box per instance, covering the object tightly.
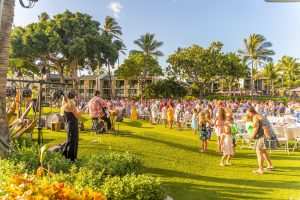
[269,129,289,155]
[240,131,255,149]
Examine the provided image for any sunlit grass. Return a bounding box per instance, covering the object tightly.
[29,109,300,200]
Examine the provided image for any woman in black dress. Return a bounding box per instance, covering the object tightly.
[61,91,87,161]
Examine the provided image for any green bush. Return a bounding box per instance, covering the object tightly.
[49,152,144,192]
[78,152,144,177]
[53,165,105,192]
[101,174,166,200]
[8,137,72,173]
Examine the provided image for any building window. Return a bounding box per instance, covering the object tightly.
[129,80,138,89]
[115,89,125,97]
[103,80,110,88]
[103,89,110,98]
[116,80,124,89]
[89,80,95,89]
[129,89,138,97]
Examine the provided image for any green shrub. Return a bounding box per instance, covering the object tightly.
[101,174,166,200]
[8,137,72,173]
[78,152,144,177]
[53,165,105,192]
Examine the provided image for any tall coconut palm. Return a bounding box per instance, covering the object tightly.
[261,62,278,95]
[0,0,15,156]
[130,33,164,57]
[103,16,124,99]
[104,16,122,38]
[130,33,163,97]
[238,34,275,95]
[277,56,300,89]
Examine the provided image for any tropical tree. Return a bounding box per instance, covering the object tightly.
[277,56,300,89]
[115,53,162,96]
[238,34,275,95]
[222,53,247,93]
[130,33,164,57]
[144,78,187,99]
[0,0,15,156]
[102,16,125,99]
[261,62,278,94]
[167,42,239,97]
[104,16,122,38]
[11,11,117,92]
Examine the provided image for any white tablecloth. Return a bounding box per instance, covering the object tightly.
[272,126,300,140]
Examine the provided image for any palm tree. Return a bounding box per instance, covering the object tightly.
[103,16,124,99]
[261,62,278,95]
[104,16,122,38]
[238,34,275,95]
[277,56,300,89]
[130,33,164,57]
[130,33,163,97]
[0,0,16,156]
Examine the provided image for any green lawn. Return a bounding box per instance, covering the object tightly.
[30,109,300,200]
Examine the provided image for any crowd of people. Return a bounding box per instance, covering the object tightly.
[62,91,300,173]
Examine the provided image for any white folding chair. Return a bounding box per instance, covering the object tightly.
[292,137,300,152]
[240,132,255,149]
[269,129,289,155]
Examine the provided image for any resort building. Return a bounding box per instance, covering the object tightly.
[96,74,157,99]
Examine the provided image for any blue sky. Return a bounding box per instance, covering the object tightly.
[14,0,300,68]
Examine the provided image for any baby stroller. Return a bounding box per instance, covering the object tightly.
[91,118,106,134]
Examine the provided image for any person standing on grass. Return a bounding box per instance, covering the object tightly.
[174,102,183,131]
[191,108,199,134]
[167,103,174,129]
[205,112,213,140]
[227,115,238,148]
[161,102,168,128]
[198,112,210,153]
[89,90,112,130]
[247,108,278,174]
[214,107,226,152]
[60,92,87,161]
[220,125,234,166]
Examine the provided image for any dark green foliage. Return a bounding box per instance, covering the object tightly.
[145,78,188,99]
[8,136,72,173]
[78,152,144,177]
[102,174,166,200]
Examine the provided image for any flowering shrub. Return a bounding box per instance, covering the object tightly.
[1,174,106,200]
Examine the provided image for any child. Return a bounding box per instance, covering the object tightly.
[243,115,254,137]
[214,107,226,152]
[161,103,168,128]
[227,115,238,147]
[243,114,272,140]
[205,112,213,140]
[220,125,234,166]
[167,103,174,129]
[191,108,199,134]
[198,112,210,153]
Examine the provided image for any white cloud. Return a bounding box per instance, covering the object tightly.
[107,1,123,18]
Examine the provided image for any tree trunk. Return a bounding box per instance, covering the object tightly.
[107,63,113,100]
[58,67,65,83]
[0,0,15,157]
[70,61,79,95]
